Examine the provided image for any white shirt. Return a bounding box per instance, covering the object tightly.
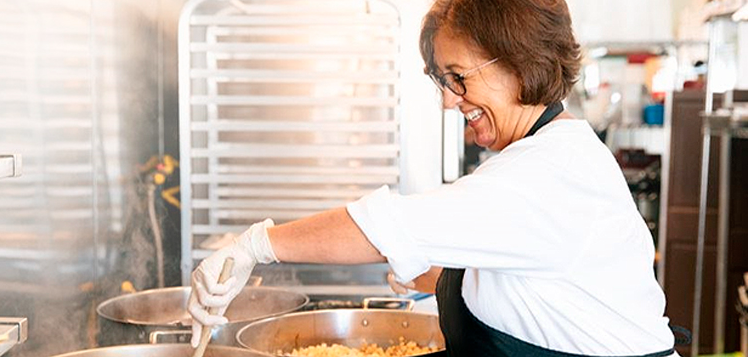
[347,119,677,355]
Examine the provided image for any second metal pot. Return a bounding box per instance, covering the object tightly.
[96,286,308,346]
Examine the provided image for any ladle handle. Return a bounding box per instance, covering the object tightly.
[192,257,234,357]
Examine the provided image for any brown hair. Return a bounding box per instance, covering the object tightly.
[420,0,581,105]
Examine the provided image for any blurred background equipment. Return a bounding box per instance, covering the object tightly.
[689,6,748,354]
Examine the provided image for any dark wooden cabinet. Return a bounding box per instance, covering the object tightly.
[663,90,747,354]
[726,138,748,351]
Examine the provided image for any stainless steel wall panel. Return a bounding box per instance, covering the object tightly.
[0,0,186,355]
[0,2,98,355]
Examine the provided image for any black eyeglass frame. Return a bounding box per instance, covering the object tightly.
[428,58,499,96]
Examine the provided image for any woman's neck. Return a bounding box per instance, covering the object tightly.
[516,103,575,137]
[515,104,548,138]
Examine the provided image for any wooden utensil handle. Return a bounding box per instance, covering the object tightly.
[192,257,235,357]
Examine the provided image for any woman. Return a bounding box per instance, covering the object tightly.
[188,0,678,355]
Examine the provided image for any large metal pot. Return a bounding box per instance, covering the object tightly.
[96,286,308,346]
[236,308,445,356]
[51,344,267,357]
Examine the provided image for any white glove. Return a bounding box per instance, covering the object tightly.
[387,269,415,295]
[187,219,278,347]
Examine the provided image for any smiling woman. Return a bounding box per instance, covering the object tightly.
[189,1,679,356]
[420,0,581,107]
[419,0,581,151]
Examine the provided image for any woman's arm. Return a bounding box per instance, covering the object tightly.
[189,207,385,342]
[268,207,386,264]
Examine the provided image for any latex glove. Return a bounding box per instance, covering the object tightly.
[188,218,278,347]
[387,269,415,295]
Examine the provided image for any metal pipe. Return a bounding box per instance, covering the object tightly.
[713,127,732,353]
[191,120,399,132]
[190,174,398,185]
[190,14,400,26]
[189,95,398,107]
[657,87,675,287]
[691,124,711,357]
[157,0,165,159]
[179,0,204,286]
[148,183,165,288]
[705,21,718,115]
[692,18,720,356]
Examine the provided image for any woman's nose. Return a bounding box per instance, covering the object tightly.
[441,90,463,109]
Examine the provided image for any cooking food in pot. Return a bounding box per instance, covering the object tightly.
[235,309,445,357]
[282,337,440,357]
[189,0,680,355]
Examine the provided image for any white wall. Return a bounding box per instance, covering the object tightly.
[396,0,445,195]
[566,0,674,43]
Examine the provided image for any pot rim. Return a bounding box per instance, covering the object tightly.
[96,286,309,326]
[51,343,263,357]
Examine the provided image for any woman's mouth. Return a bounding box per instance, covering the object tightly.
[465,108,484,126]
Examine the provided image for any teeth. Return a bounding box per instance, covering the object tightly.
[465,109,483,122]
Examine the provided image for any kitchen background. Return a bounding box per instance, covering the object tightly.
[0,0,747,356]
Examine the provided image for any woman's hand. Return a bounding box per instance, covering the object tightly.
[387,269,416,294]
[187,219,278,347]
[388,266,443,294]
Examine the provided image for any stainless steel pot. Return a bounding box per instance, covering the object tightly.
[51,344,268,357]
[236,303,445,356]
[96,286,308,346]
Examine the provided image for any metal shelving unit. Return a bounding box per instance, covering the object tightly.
[178,0,403,285]
[692,108,748,356]
[691,9,747,354]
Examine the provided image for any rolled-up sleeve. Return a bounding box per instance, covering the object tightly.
[346,148,594,284]
[346,185,431,283]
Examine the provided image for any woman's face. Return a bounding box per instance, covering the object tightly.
[431,30,527,151]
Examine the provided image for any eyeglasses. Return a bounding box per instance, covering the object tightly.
[428,58,499,96]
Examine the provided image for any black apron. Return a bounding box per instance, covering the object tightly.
[435,102,676,357]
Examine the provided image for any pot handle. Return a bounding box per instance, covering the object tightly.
[149,330,192,344]
[362,297,415,311]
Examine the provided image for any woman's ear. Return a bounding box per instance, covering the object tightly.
[516,77,525,104]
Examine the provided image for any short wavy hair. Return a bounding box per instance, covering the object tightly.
[420,0,581,105]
